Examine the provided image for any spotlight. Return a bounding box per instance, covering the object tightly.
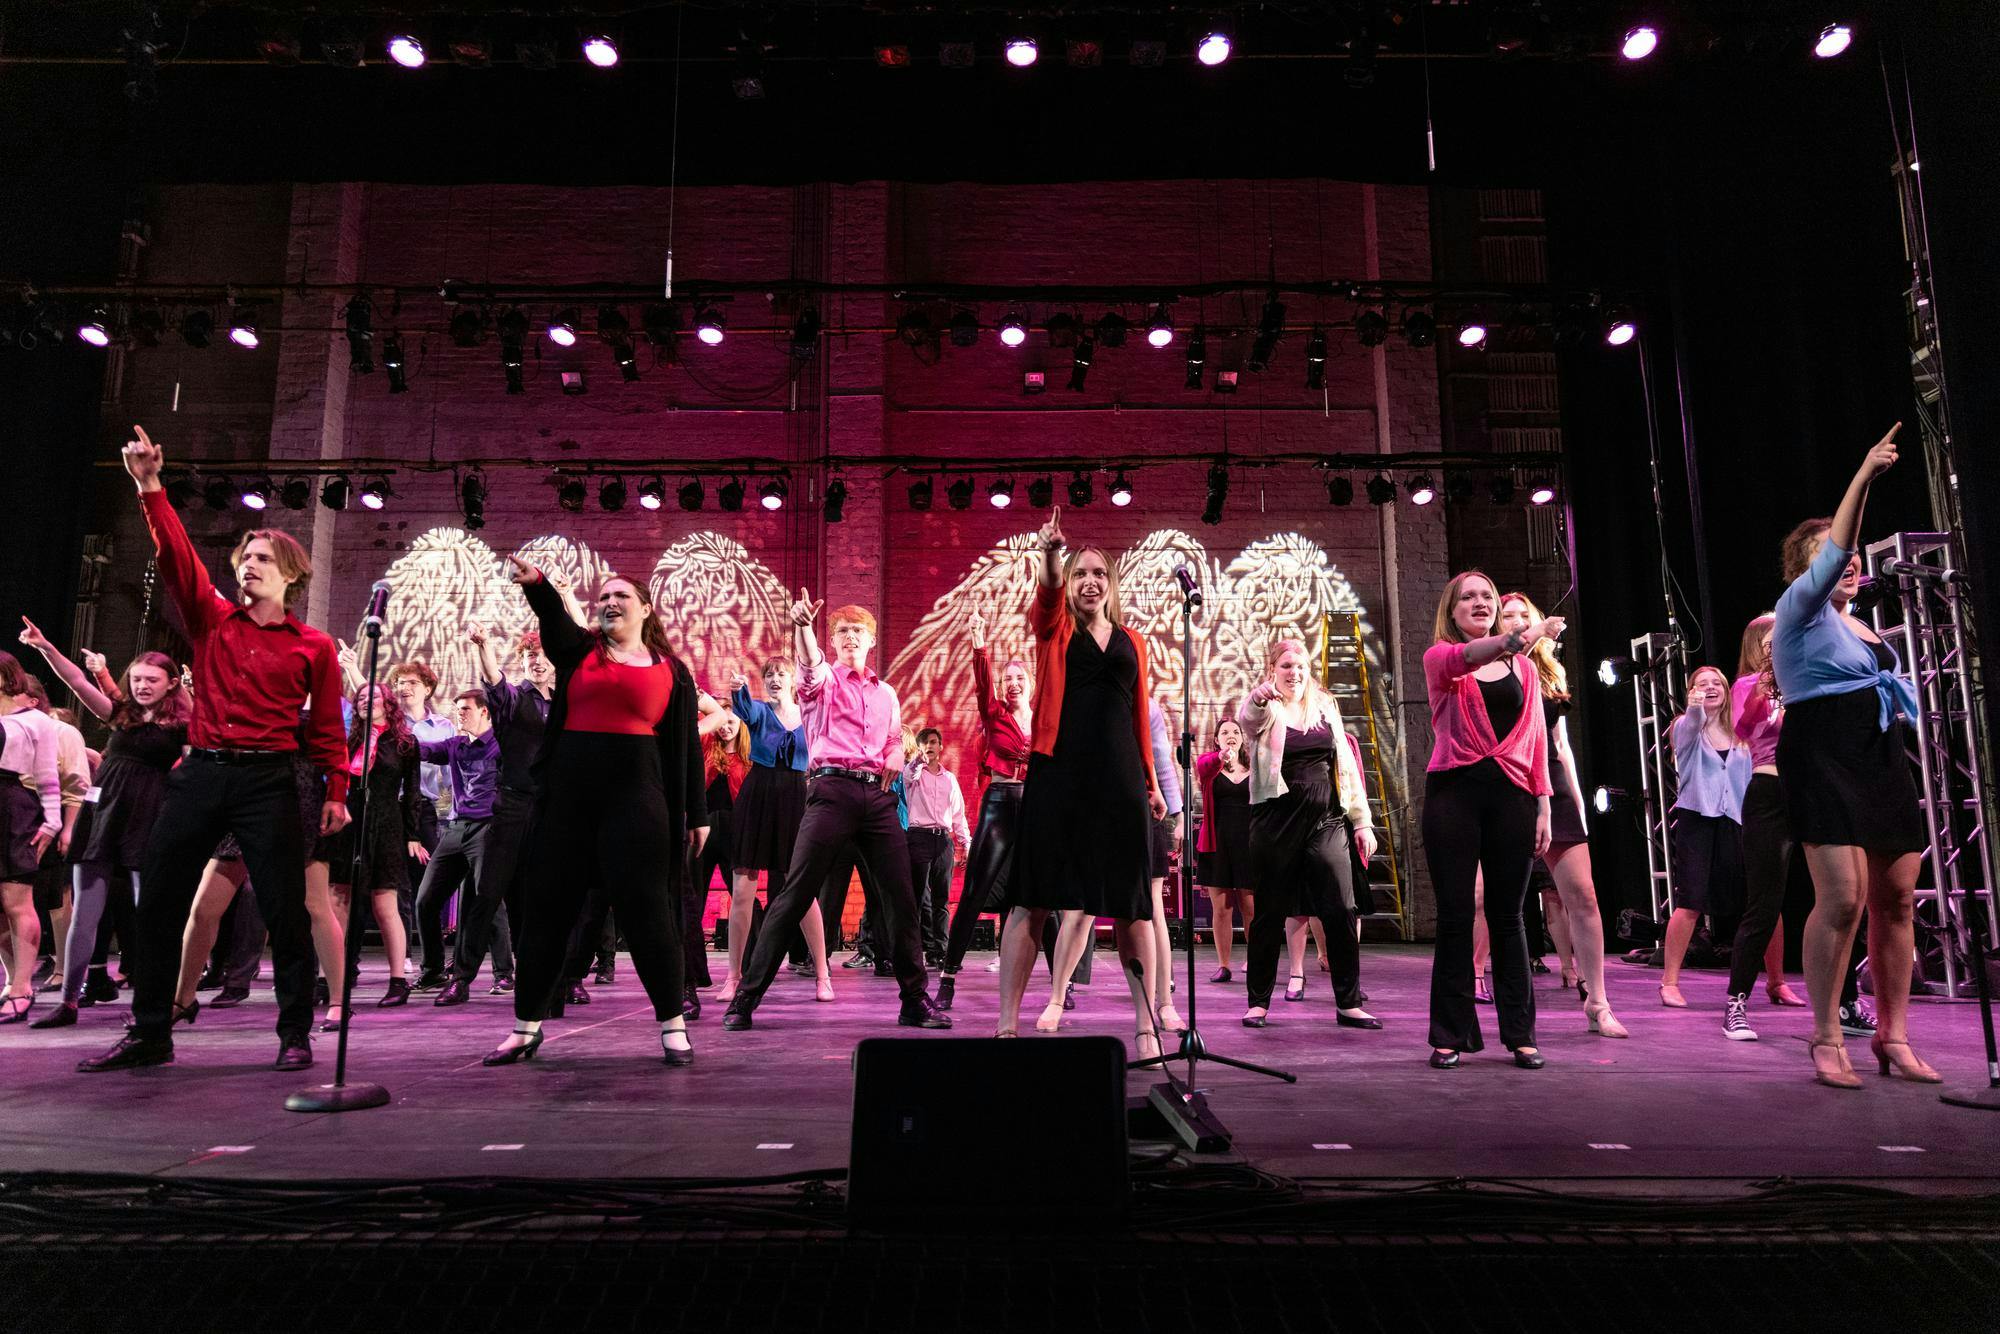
[553,474,586,513]
[822,478,846,522]
[1814,24,1852,58]
[203,476,233,511]
[948,309,980,347]
[938,39,976,68]
[1248,296,1285,371]
[718,477,746,512]
[694,306,726,346]
[383,333,408,392]
[1129,37,1167,68]
[1592,785,1629,815]
[988,478,1016,510]
[1488,473,1516,504]
[1365,473,1396,506]
[582,34,620,68]
[893,307,933,348]
[907,477,934,511]
[1345,30,1378,88]
[387,35,427,68]
[344,296,374,371]
[360,475,391,511]
[1528,478,1557,505]
[642,304,680,349]
[1146,304,1174,348]
[240,480,270,511]
[320,475,352,511]
[166,473,201,508]
[789,308,822,360]
[1196,29,1233,66]
[677,479,704,512]
[547,309,579,347]
[461,471,487,529]
[1326,475,1354,506]
[319,27,365,69]
[1553,302,1591,349]
[875,35,912,68]
[1067,472,1093,506]
[1597,657,1633,688]
[998,312,1028,348]
[77,312,111,347]
[1445,474,1476,504]
[1184,326,1207,390]
[947,478,974,511]
[131,307,165,347]
[760,478,788,511]
[279,476,312,510]
[638,475,665,511]
[498,308,527,394]
[1044,313,1079,349]
[1401,309,1437,348]
[1095,312,1129,349]
[449,307,485,347]
[1200,463,1229,526]
[1066,36,1104,67]
[1604,308,1638,346]
[1305,326,1328,390]
[448,29,492,66]
[1406,473,1437,506]
[256,29,302,64]
[1355,309,1390,347]
[600,476,627,512]
[1005,38,1039,67]
[1068,336,1095,391]
[516,33,559,70]
[122,14,161,101]
[1457,322,1488,349]
[731,34,768,99]
[1620,26,1659,61]
[1109,472,1134,507]
[561,370,587,397]
[227,309,260,349]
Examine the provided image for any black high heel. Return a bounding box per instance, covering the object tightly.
[171,999,201,1027]
[482,1027,544,1066]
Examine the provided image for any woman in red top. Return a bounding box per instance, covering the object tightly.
[485,561,708,1067]
[1000,507,1167,1057]
[1422,570,1563,1070]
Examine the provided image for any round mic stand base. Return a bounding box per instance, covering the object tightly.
[285,1081,392,1114]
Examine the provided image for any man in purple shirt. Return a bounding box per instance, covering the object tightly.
[722,591,949,1031]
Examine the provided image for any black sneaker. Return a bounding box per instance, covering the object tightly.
[210,986,252,1009]
[721,1003,753,1031]
[1722,993,1758,1042]
[489,976,515,996]
[195,967,226,991]
[790,958,816,978]
[1839,1000,1877,1038]
[873,959,894,978]
[841,952,875,970]
[566,981,591,1006]
[898,995,952,1029]
[594,964,617,985]
[412,971,450,993]
[77,1030,173,1072]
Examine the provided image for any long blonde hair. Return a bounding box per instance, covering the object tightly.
[1501,592,1569,701]
[1061,545,1125,627]
[1264,637,1333,721]
[1689,665,1738,744]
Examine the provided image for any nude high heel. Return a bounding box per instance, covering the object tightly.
[1871,1036,1941,1083]
[1809,1038,1862,1090]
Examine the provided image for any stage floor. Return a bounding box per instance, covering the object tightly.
[3,943,1994,1195]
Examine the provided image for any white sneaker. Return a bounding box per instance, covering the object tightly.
[1722,993,1758,1041]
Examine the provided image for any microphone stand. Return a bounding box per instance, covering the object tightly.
[287,592,391,1113]
[1126,576,1294,1153]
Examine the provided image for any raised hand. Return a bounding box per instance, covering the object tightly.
[1861,422,1902,479]
[1248,680,1279,707]
[1526,615,1567,647]
[547,569,575,593]
[504,554,542,586]
[465,621,487,646]
[81,649,107,676]
[729,670,750,693]
[789,585,824,628]
[969,607,987,649]
[17,616,51,653]
[123,424,164,491]
[1037,504,1065,551]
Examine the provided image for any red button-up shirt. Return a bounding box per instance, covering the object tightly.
[140,489,351,803]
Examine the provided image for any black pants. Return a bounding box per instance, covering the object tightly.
[906,826,955,959]
[1245,814,1363,1010]
[398,800,438,953]
[736,775,929,1011]
[134,754,314,1041]
[943,781,1018,972]
[1728,773,1789,995]
[824,841,887,956]
[1424,760,1538,1052]
[513,735,685,1023]
[215,888,266,990]
[685,809,731,987]
[450,793,527,985]
[415,815,518,983]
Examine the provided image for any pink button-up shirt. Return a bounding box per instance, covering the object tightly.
[902,762,970,843]
[799,658,902,773]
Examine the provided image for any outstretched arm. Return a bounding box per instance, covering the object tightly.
[1034,506,1065,589]
[466,622,504,686]
[789,585,827,671]
[18,617,117,722]
[1831,424,1901,555]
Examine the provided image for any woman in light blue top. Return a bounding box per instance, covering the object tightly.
[1770,424,1936,1090]
[1658,666,1752,1009]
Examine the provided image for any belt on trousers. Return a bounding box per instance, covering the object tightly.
[185,747,292,766]
[910,823,949,835]
[808,765,883,785]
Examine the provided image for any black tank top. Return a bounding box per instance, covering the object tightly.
[1478,670,1524,741]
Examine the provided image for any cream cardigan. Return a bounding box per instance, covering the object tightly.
[1235,690,1372,831]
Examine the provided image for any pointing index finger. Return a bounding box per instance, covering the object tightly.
[133,424,153,448]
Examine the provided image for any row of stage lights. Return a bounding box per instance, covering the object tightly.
[163,472,392,513]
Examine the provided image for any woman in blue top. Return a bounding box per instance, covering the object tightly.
[716,656,835,1004]
[1771,424,1935,1089]
[1658,665,1752,1009]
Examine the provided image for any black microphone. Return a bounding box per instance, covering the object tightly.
[1881,559,1968,586]
[1174,564,1202,606]
[363,579,391,628]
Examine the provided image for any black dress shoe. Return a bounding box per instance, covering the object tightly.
[721,1004,753,1031]
[30,1003,79,1029]
[789,958,816,978]
[196,967,225,991]
[1429,1049,1460,1069]
[314,977,330,1007]
[489,976,515,995]
[210,986,251,1008]
[82,973,123,1006]
[841,952,875,970]
[935,974,956,1011]
[660,1031,694,1066]
[274,1036,313,1071]
[566,982,591,1006]
[873,959,895,978]
[1336,1011,1384,1031]
[594,964,617,985]
[412,971,449,993]
[1510,1047,1546,1070]
[897,995,952,1029]
[1242,1012,1268,1029]
[376,977,411,1008]
[78,1031,173,1072]
[434,979,471,1007]
[682,986,702,1020]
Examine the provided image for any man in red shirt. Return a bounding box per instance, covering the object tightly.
[80,426,351,1073]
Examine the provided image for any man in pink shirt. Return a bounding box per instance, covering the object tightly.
[902,727,971,966]
[722,592,949,1030]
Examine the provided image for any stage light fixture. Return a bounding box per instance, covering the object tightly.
[320,475,351,511]
[998,312,1028,348]
[1488,473,1516,504]
[344,296,373,371]
[677,479,704,512]
[119,16,158,101]
[1005,38,1039,67]
[560,370,587,397]
[240,480,270,511]
[731,38,767,99]
[985,478,1014,510]
[1129,37,1167,67]
[516,33,559,70]
[1044,312,1079,349]
[449,29,492,66]
[1146,304,1174,348]
[360,475,391,511]
[1201,463,1229,526]
[822,478,846,522]
[1095,312,1129,349]
[460,471,487,529]
[77,311,111,347]
[1365,473,1396,506]
[1326,475,1354,506]
[718,477,746,512]
[1248,296,1285,371]
[449,307,485,347]
[694,307,726,346]
[948,309,980,347]
[897,308,934,347]
[1813,23,1854,58]
[1023,370,1047,395]
[1597,658,1631,688]
[203,476,233,511]
[1457,322,1488,349]
[642,304,680,349]
[1196,29,1233,65]
[1068,336,1095,391]
[1406,473,1437,506]
[1445,474,1476,504]
[1345,30,1378,88]
[875,34,912,67]
[1604,309,1638,346]
[547,309,579,347]
[760,478,788,511]
[319,27,365,69]
[1401,309,1437,348]
[938,39,976,68]
[582,34,620,68]
[790,308,822,360]
[1184,326,1207,390]
[279,476,312,511]
[1355,309,1390,348]
[387,35,427,68]
[638,475,665,511]
[554,474,586,513]
[1068,472,1093,507]
[131,306,165,347]
[499,308,528,394]
[1528,478,1557,505]
[946,478,974,511]
[1592,785,1629,815]
[907,477,933,511]
[166,473,201,508]
[1214,369,1239,394]
[1109,472,1133,507]
[1066,36,1104,67]
[1304,326,1328,390]
[227,309,260,349]
[257,29,302,64]
[382,333,408,392]
[600,476,627,512]
[1621,26,1659,61]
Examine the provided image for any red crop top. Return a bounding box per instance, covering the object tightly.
[565,653,675,735]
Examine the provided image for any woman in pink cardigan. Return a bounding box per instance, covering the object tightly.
[1422,571,1562,1069]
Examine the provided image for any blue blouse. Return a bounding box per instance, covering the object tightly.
[1772,538,1919,730]
[1670,705,1752,823]
[730,683,811,772]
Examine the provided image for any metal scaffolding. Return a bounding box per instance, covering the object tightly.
[1627,632,1684,926]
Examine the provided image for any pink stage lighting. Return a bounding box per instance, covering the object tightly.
[1005,39,1038,67]
[1814,24,1852,59]
[582,35,620,68]
[1605,318,1637,347]
[1457,323,1487,349]
[1529,481,1556,506]
[77,317,111,347]
[387,36,427,68]
[1196,32,1232,66]
[998,314,1028,347]
[1620,26,1659,61]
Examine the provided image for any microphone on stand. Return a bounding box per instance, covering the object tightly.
[363,579,391,630]
[1174,564,1202,607]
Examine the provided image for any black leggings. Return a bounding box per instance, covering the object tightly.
[1424,760,1539,1052]
[1245,812,1362,1010]
[1726,771,1865,1005]
[514,734,685,1023]
[943,782,1019,972]
[684,809,731,987]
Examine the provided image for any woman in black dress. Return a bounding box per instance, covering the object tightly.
[999,505,1167,1053]
[14,625,190,1029]
[318,683,422,1008]
[1195,715,1254,982]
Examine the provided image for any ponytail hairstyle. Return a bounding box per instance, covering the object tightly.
[1500,592,1569,702]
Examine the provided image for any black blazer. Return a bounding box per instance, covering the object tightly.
[520,575,709,841]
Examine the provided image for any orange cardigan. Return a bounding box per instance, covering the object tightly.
[1028,582,1160,797]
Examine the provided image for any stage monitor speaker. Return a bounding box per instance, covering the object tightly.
[848,1036,1128,1230]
